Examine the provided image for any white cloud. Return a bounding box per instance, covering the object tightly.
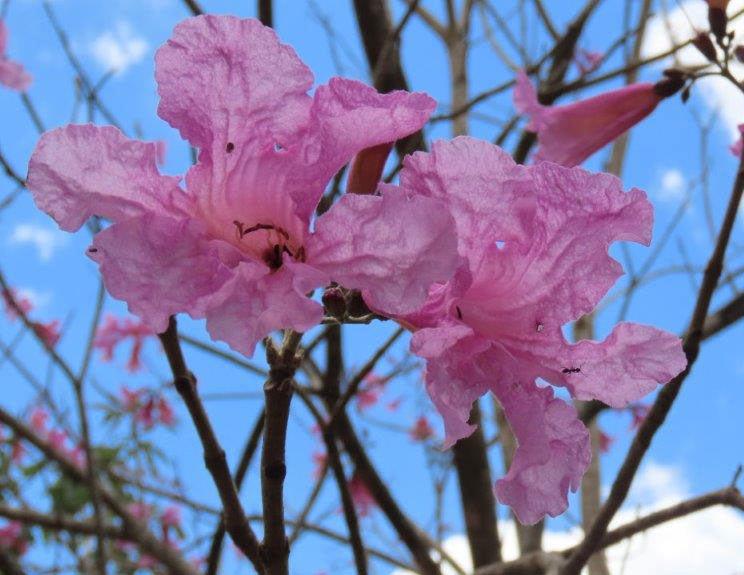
[8,223,68,262]
[641,0,744,137]
[393,462,744,575]
[657,168,687,202]
[90,21,148,74]
[14,287,52,311]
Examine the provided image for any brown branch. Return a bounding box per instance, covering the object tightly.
[260,331,303,575]
[453,403,502,566]
[352,0,426,157]
[318,326,445,575]
[327,326,403,427]
[0,503,126,540]
[560,114,744,575]
[204,409,265,575]
[157,317,264,574]
[258,0,272,27]
[181,0,203,15]
[474,485,744,575]
[296,389,368,575]
[0,148,26,188]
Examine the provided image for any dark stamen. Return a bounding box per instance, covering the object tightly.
[562,367,581,374]
[226,142,235,153]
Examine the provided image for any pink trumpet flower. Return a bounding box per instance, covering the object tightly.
[27,15,458,357]
[390,137,686,524]
[514,71,681,167]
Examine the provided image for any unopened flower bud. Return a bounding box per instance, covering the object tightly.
[322,286,347,318]
[653,76,685,98]
[693,32,717,62]
[708,6,728,40]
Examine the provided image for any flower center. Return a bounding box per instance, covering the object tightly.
[232,220,305,270]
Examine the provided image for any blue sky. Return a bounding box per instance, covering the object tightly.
[1,1,744,574]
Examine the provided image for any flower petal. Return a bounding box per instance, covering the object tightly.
[288,78,436,222]
[155,15,313,150]
[562,322,686,407]
[307,188,458,315]
[27,125,184,232]
[493,381,591,525]
[202,259,325,357]
[410,324,493,447]
[463,162,653,339]
[399,137,535,269]
[88,215,232,333]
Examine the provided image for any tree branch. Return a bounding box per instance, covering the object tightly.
[560,116,744,575]
[157,317,264,574]
[260,331,303,575]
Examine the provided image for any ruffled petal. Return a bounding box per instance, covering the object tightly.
[202,259,325,357]
[410,324,493,447]
[88,215,232,333]
[27,125,184,232]
[463,162,653,340]
[561,322,686,406]
[399,137,535,270]
[155,15,313,151]
[307,188,458,316]
[287,78,436,222]
[493,380,591,525]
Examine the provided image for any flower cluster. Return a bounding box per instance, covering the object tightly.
[119,386,175,429]
[2,287,61,348]
[26,14,686,525]
[94,315,154,372]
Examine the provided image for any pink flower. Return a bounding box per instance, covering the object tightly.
[392,137,687,524]
[29,407,48,434]
[514,71,676,167]
[119,386,143,412]
[161,506,181,530]
[127,502,153,522]
[27,15,458,357]
[312,451,327,479]
[157,397,175,426]
[32,320,61,347]
[409,416,434,441]
[161,506,182,542]
[47,429,68,451]
[575,49,603,74]
[2,287,32,320]
[0,522,27,556]
[598,429,613,453]
[94,315,153,371]
[355,388,380,412]
[10,440,25,464]
[0,21,32,92]
[349,472,376,517]
[628,402,649,429]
